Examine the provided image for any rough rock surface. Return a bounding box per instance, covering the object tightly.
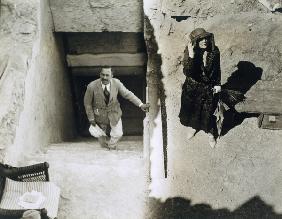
[49,0,143,32]
[145,0,282,213]
[0,0,75,163]
[158,0,267,18]
[0,0,38,161]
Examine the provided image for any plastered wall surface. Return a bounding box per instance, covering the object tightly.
[0,0,75,164]
[145,0,282,213]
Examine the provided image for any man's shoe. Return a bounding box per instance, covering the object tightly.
[109,145,117,150]
[208,134,216,148]
[108,142,117,150]
[98,137,110,150]
[101,143,110,150]
[108,137,120,150]
[187,128,197,140]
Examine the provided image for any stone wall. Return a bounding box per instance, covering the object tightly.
[49,0,143,32]
[145,0,282,214]
[0,0,38,161]
[0,0,75,164]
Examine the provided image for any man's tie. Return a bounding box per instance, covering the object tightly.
[104,86,110,105]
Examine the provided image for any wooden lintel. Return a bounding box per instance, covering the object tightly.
[67,53,147,67]
[71,66,146,77]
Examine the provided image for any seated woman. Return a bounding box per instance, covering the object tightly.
[179,28,221,148]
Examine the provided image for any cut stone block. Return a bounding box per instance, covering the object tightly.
[258,114,282,129]
[236,84,282,114]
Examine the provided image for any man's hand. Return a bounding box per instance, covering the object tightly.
[89,119,96,126]
[140,103,150,113]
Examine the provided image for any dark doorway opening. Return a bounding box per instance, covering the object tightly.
[72,73,146,137]
[62,32,148,138]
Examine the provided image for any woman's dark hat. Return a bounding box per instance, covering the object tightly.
[189,28,212,44]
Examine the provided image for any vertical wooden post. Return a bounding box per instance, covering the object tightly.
[143,86,150,176]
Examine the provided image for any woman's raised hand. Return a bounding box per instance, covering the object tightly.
[187,40,195,58]
[213,86,221,94]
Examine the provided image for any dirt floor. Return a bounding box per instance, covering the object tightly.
[149,111,282,210]
[24,137,149,219]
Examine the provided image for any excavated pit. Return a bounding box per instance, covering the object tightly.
[63,32,148,137]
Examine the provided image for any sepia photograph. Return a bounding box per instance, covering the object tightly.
[0,0,282,218]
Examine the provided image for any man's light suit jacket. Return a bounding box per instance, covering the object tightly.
[84,78,143,126]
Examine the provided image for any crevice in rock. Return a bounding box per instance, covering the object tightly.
[171,15,191,22]
[144,16,168,178]
[0,56,9,83]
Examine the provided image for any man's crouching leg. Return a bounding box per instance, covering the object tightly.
[108,119,123,150]
[96,123,110,149]
[98,136,109,149]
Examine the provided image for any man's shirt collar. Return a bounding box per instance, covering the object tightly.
[101,80,111,90]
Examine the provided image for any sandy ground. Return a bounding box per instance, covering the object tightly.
[25,137,149,219]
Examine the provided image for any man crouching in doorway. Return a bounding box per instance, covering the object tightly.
[84,67,150,150]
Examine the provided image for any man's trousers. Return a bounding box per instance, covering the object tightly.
[98,119,123,148]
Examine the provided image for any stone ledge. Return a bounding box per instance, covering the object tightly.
[71,66,146,76]
[236,87,282,114]
[67,53,147,67]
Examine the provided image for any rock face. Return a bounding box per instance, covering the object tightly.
[158,0,267,17]
[144,0,282,214]
[0,0,38,161]
[0,0,75,164]
[49,0,143,32]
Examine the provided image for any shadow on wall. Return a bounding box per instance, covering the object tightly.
[147,196,282,219]
[221,61,262,136]
[223,61,262,94]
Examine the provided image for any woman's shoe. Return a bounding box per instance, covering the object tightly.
[187,128,197,140]
[208,134,216,148]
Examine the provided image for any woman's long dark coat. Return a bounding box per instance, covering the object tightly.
[179,46,221,135]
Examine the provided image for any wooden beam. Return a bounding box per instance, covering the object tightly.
[66,33,146,54]
[71,66,146,76]
[67,53,147,67]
